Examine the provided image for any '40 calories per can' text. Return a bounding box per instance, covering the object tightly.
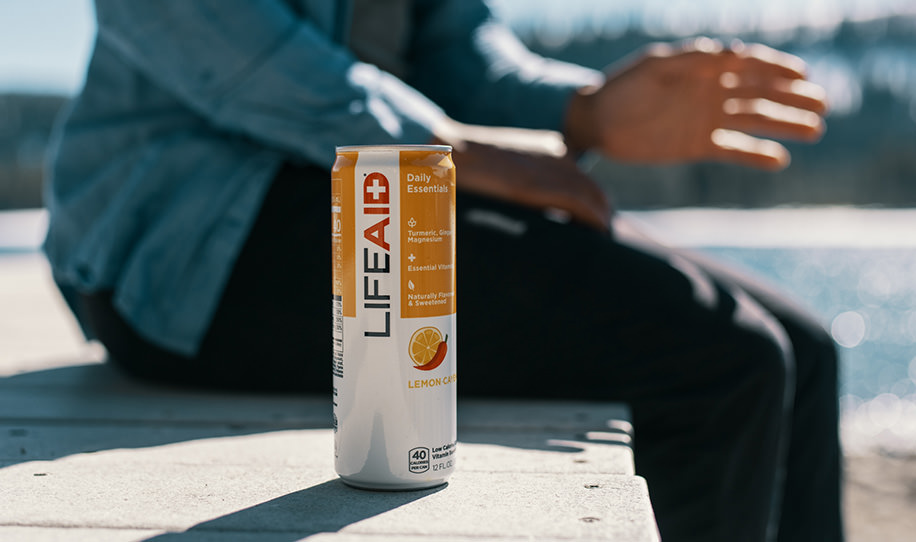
[331,144,457,490]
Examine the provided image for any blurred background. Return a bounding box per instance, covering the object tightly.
[495,0,916,449]
[2,0,915,448]
[3,0,915,210]
[1,0,915,538]
[492,0,916,208]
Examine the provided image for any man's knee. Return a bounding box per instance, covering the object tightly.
[732,290,795,419]
[792,317,839,389]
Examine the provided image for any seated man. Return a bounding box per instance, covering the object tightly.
[43,1,838,541]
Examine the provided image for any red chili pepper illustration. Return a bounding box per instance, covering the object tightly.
[414,334,448,371]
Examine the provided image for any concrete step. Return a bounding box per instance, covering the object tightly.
[0,248,659,541]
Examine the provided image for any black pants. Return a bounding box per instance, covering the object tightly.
[80,163,842,542]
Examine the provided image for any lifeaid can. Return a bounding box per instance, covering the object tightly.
[331,144,457,490]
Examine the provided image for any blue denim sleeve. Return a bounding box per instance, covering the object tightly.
[94,0,446,167]
[408,0,604,132]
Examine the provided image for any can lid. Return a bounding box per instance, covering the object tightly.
[336,144,452,153]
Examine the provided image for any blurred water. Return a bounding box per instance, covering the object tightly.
[707,247,916,452]
[705,247,916,398]
[672,245,914,456]
[628,206,916,452]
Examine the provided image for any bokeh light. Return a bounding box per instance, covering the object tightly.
[831,310,867,348]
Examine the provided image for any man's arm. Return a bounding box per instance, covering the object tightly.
[564,38,829,170]
[94,0,446,167]
[426,33,828,231]
[407,0,603,133]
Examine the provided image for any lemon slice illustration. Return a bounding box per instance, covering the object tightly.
[408,326,443,367]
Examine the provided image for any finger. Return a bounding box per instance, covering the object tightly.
[523,191,610,232]
[493,158,611,233]
[722,98,825,142]
[674,39,809,82]
[546,180,612,232]
[580,188,613,232]
[681,36,725,54]
[642,36,724,61]
[710,129,790,171]
[721,74,829,115]
[544,156,612,230]
[726,42,809,80]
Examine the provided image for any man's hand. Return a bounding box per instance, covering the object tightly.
[565,37,829,171]
[432,124,612,232]
[451,140,611,232]
[429,38,826,233]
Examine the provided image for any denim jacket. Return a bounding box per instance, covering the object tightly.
[44,0,602,355]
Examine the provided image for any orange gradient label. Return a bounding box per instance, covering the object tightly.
[399,150,456,319]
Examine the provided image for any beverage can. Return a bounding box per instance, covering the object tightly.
[331,144,457,490]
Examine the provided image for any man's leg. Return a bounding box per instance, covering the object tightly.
[78,162,332,392]
[455,195,793,542]
[661,242,843,542]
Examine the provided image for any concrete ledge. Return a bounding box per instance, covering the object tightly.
[0,378,657,541]
[0,233,659,541]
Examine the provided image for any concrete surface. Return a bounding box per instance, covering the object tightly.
[0,239,659,541]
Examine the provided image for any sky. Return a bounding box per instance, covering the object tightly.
[0,0,96,94]
[1,0,913,95]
